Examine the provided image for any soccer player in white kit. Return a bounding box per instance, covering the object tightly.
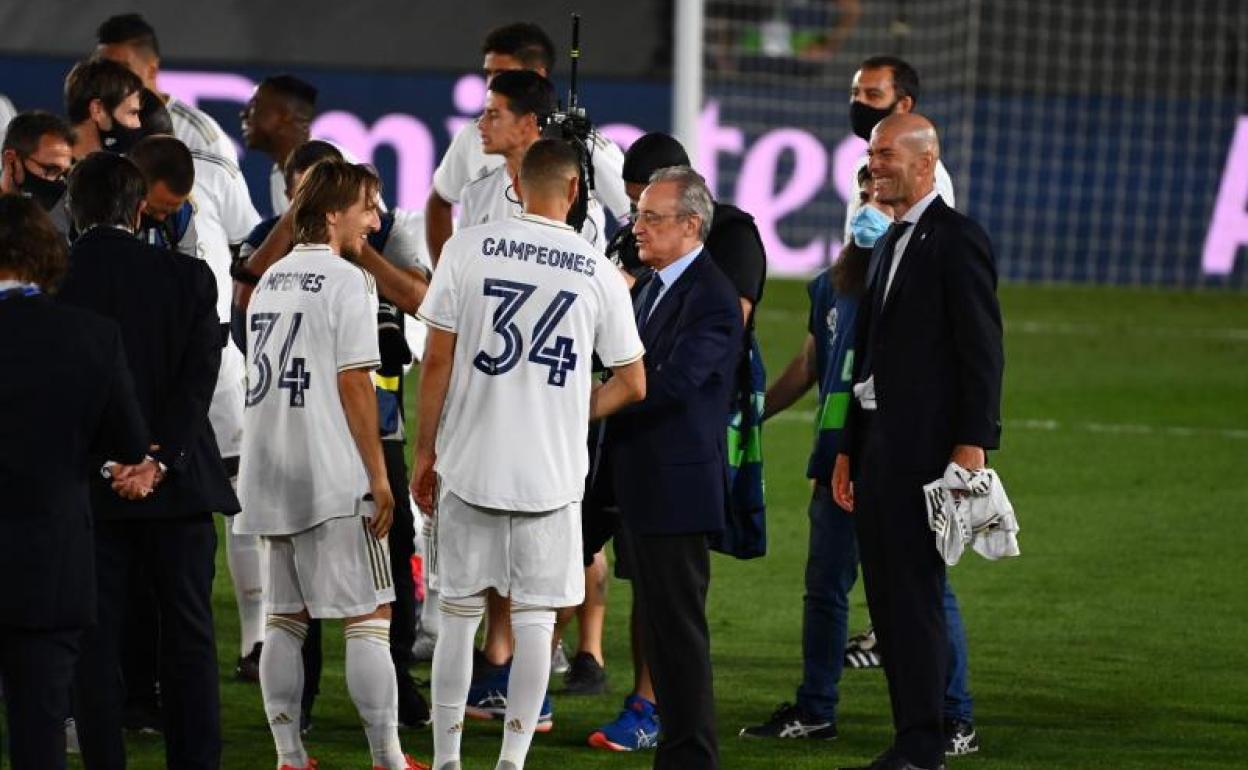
[425,22,629,264]
[411,139,646,770]
[234,160,424,770]
[459,70,607,250]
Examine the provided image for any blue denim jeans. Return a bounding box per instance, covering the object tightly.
[795,485,974,722]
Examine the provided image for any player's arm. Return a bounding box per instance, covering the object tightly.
[590,358,646,421]
[338,366,394,538]
[354,242,428,314]
[411,327,455,512]
[763,333,817,421]
[234,208,295,312]
[425,191,453,267]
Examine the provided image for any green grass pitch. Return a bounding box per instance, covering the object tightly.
[66,281,1248,769]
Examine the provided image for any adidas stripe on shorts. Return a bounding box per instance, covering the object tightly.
[266,514,395,618]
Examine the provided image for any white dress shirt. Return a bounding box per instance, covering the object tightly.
[883,188,942,302]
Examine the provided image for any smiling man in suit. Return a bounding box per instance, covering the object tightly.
[604,166,742,770]
[832,113,1004,770]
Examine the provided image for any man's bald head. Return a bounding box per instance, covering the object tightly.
[874,112,940,159]
[868,112,940,213]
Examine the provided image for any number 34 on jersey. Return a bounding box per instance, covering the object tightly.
[473,278,579,387]
[245,311,312,407]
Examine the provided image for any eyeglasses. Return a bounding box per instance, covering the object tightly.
[633,210,690,227]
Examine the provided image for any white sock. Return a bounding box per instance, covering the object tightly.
[498,603,555,770]
[420,586,441,637]
[260,616,308,769]
[432,594,485,768]
[345,619,405,770]
[418,513,440,637]
[225,524,267,654]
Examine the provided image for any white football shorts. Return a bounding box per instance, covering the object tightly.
[433,488,584,608]
[265,514,396,618]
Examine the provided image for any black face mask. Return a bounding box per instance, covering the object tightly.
[99,121,146,155]
[850,99,898,140]
[19,173,67,212]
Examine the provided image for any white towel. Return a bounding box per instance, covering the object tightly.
[923,462,1020,566]
[852,377,877,410]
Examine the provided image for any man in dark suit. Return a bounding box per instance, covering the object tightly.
[57,152,238,770]
[0,195,149,770]
[833,113,1004,770]
[605,166,743,770]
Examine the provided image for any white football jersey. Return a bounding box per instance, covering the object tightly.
[432,121,501,204]
[235,244,381,535]
[419,213,643,511]
[188,149,261,459]
[458,164,607,252]
[190,149,262,325]
[433,120,630,220]
[167,95,238,166]
[209,343,246,459]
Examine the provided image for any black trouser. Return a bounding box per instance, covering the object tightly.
[74,515,220,770]
[619,524,719,770]
[120,561,160,718]
[853,416,948,769]
[384,439,417,679]
[301,619,323,716]
[0,627,80,770]
[300,439,417,711]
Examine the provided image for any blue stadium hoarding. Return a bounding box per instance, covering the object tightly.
[1,55,1244,287]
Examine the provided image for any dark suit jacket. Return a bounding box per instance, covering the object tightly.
[842,196,1004,478]
[58,227,239,520]
[607,250,743,535]
[0,295,148,629]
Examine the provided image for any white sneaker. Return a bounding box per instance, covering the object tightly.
[551,641,571,675]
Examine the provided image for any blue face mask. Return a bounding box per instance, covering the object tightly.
[850,204,892,248]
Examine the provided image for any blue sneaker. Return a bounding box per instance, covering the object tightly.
[587,693,660,751]
[464,662,554,732]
